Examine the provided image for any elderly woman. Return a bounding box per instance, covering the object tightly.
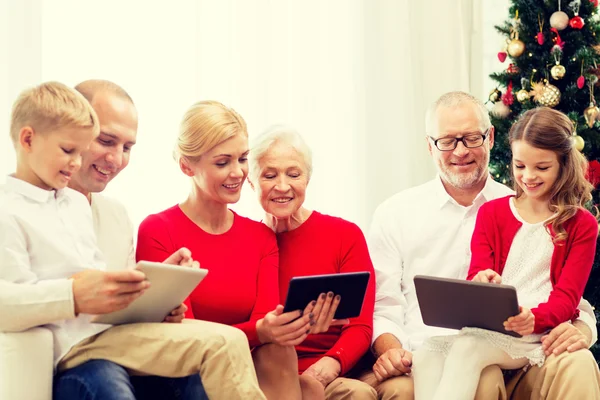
[137,102,328,400]
[248,126,377,400]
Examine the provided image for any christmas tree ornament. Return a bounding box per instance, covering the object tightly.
[498,51,508,63]
[573,134,585,151]
[491,102,511,118]
[584,103,600,127]
[537,14,545,45]
[507,63,520,74]
[551,64,566,79]
[578,60,586,89]
[550,28,565,50]
[550,11,570,30]
[502,81,514,105]
[591,0,599,8]
[516,89,530,102]
[507,37,525,57]
[569,0,585,29]
[529,80,546,102]
[570,15,585,28]
[537,82,561,107]
[489,88,502,103]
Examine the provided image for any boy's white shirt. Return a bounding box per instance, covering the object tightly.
[0,176,110,365]
[369,175,598,352]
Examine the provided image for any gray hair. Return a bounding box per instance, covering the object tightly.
[75,79,134,105]
[425,91,490,136]
[249,125,313,182]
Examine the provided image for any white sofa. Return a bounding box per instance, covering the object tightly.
[0,327,54,400]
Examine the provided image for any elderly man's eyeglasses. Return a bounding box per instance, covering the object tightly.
[428,129,491,151]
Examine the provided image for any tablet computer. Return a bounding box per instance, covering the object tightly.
[283,271,370,320]
[414,275,521,338]
[93,261,208,325]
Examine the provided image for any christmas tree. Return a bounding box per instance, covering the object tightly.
[488,0,600,361]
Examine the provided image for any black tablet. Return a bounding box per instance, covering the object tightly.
[283,272,371,319]
[414,275,521,338]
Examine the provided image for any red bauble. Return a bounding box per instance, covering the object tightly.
[537,32,545,45]
[590,0,598,8]
[578,75,585,89]
[498,51,507,63]
[569,16,585,29]
[587,160,600,188]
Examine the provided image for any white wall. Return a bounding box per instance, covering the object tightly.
[1,0,493,233]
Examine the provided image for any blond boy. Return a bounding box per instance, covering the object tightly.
[0,82,266,400]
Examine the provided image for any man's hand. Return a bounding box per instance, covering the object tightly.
[71,269,150,315]
[309,292,349,334]
[541,321,590,356]
[504,306,535,336]
[164,303,187,323]
[163,247,200,268]
[372,348,413,382]
[472,269,502,284]
[301,356,341,388]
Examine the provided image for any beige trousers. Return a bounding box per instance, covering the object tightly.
[325,377,378,400]
[358,350,600,400]
[58,319,266,400]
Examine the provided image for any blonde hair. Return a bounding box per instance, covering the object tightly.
[10,81,99,144]
[249,125,313,182]
[174,100,248,163]
[509,107,595,243]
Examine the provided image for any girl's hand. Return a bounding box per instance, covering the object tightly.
[256,305,314,346]
[309,292,350,334]
[504,306,535,336]
[472,269,502,284]
[301,356,341,388]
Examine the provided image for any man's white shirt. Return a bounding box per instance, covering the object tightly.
[369,175,598,352]
[0,176,110,365]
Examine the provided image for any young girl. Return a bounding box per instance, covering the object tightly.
[413,107,598,400]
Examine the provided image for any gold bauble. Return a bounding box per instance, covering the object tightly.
[550,64,566,80]
[537,84,561,108]
[507,39,525,57]
[489,88,502,103]
[583,103,600,128]
[516,89,530,103]
[573,135,585,151]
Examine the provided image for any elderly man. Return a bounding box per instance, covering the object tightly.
[360,91,600,400]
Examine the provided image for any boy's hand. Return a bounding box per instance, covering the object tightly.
[504,306,535,336]
[472,269,502,284]
[72,269,149,315]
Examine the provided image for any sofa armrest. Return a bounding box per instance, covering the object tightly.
[0,327,54,400]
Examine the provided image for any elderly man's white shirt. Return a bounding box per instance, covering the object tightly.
[369,175,598,352]
[0,176,110,365]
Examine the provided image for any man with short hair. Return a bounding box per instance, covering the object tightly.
[360,91,600,399]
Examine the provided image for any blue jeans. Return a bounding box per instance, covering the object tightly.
[53,359,208,400]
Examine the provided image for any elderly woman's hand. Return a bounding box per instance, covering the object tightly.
[308,292,350,334]
[256,305,315,346]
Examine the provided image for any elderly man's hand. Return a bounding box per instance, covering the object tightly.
[541,322,590,356]
[372,348,413,382]
[302,356,341,388]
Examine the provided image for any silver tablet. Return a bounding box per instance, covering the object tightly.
[93,261,208,325]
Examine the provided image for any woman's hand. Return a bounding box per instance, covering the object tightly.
[163,303,187,323]
[472,269,502,284]
[256,304,315,346]
[301,356,341,388]
[504,306,535,336]
[309,292,350,334]
[163,247,200,268]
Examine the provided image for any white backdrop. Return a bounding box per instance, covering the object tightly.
[1,0,492,232]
